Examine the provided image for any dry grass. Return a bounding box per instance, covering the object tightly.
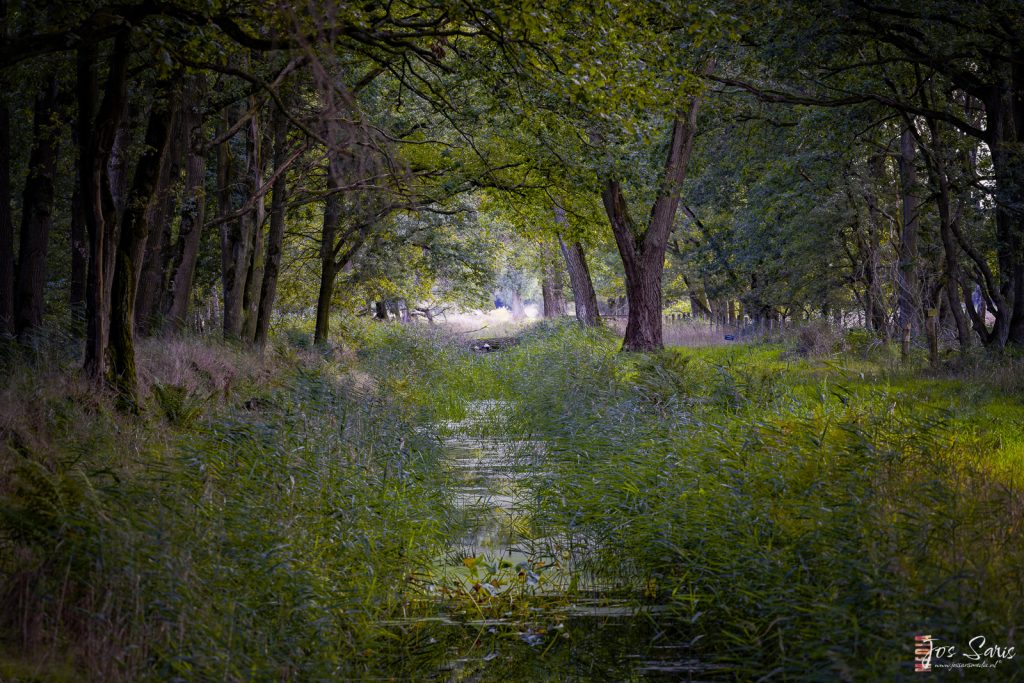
[0,334,279,499]
[136,335,273,399]
[603,317,742,347]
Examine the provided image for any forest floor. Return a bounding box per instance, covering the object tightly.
[1,320,1023,681]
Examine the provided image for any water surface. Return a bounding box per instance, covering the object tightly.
[379,401,709,681]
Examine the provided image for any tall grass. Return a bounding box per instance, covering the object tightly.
[3,320,1023,680]
[0,331,453,681]
[424,321,1024,680]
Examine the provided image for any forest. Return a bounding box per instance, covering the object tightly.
[1,0,1023,680]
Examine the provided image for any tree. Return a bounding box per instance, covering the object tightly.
[13,75,59,339]
[601,88,706,350]
[709,0,1024,347]
[107,77,179,403]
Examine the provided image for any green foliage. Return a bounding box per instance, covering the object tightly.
[151,381,208,427]
[0,460,99,549]
[0,335,453,681]
[428,326,1024,679]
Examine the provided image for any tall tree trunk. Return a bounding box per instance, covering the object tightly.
[922,119,972,352]
[0,65,12,335]
[988,62,1024,346]
[108,81,178,404]
[241,114,266,342]
[218,105,255,341]
[13,76,60,339]
[164,76,208,331]
[80,33,130,380]
[508,288,526,320]
[254,104,289,349]
[314,188,343,345]
[540,279,558,318]
[540,241,566,318]
[135,101,185,335]
[862,155,889,335]
[104,104,137,307]
[601,89,704,351]
[558,237,600,327]
[553,204,600,327]
[897,127,922,337]
[69,167,86,318]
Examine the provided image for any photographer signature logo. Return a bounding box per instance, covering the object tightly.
[914,634,1016,672]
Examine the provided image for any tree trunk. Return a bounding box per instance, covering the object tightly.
[80,34,130,380]
[374,301,388,320]
[13,76,60,339]
[135,100,185,335]
[0,71,12,336]
[559,237,600,327]
[107,81,178,405]
[923,119,972,352]
[681,274,712,319]
[314,186,343,345]
[601,84,704,351]
[540,278,557,318]
[987,63,1024,346]
[553,205,600,327]
[897,127,922,337]
[241,113,266,342]
[862,155,890,336]
[218,105,256,341]
[254,103,289,349]
[508,288,526,320]
[164,76,208,331]
[69,167,86,319]
[540,241,566,318]
[104,104,137,303]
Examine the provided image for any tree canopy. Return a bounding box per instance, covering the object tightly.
[2,0,1023,398]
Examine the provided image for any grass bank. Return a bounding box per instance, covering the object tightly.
[0,329,453,681]
[410,321,1024,680]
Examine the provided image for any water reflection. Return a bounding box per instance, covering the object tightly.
[370,401,711,681]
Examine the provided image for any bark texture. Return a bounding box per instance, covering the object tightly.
[13,76,59,339]
[164,76,208,331]
[80,33,130,380]
[314,186,343,345]
[540,241,566,318]
[553,204,600,327]
[107,81,178,404]
[135,100,185,335]
[0,73,12,335]
[897,127,921,336]
[558,237,600,327]
[219,105,257,341]
[254,104,289,349]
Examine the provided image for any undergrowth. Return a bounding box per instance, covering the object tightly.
[378,320,1024,681]
[0,330,452,681]
[3,319,1023,681]
[471,323,1024,679]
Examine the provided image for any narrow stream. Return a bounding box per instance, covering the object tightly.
[384,400,708,681]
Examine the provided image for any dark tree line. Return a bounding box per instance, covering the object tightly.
[3,0,1022,381]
